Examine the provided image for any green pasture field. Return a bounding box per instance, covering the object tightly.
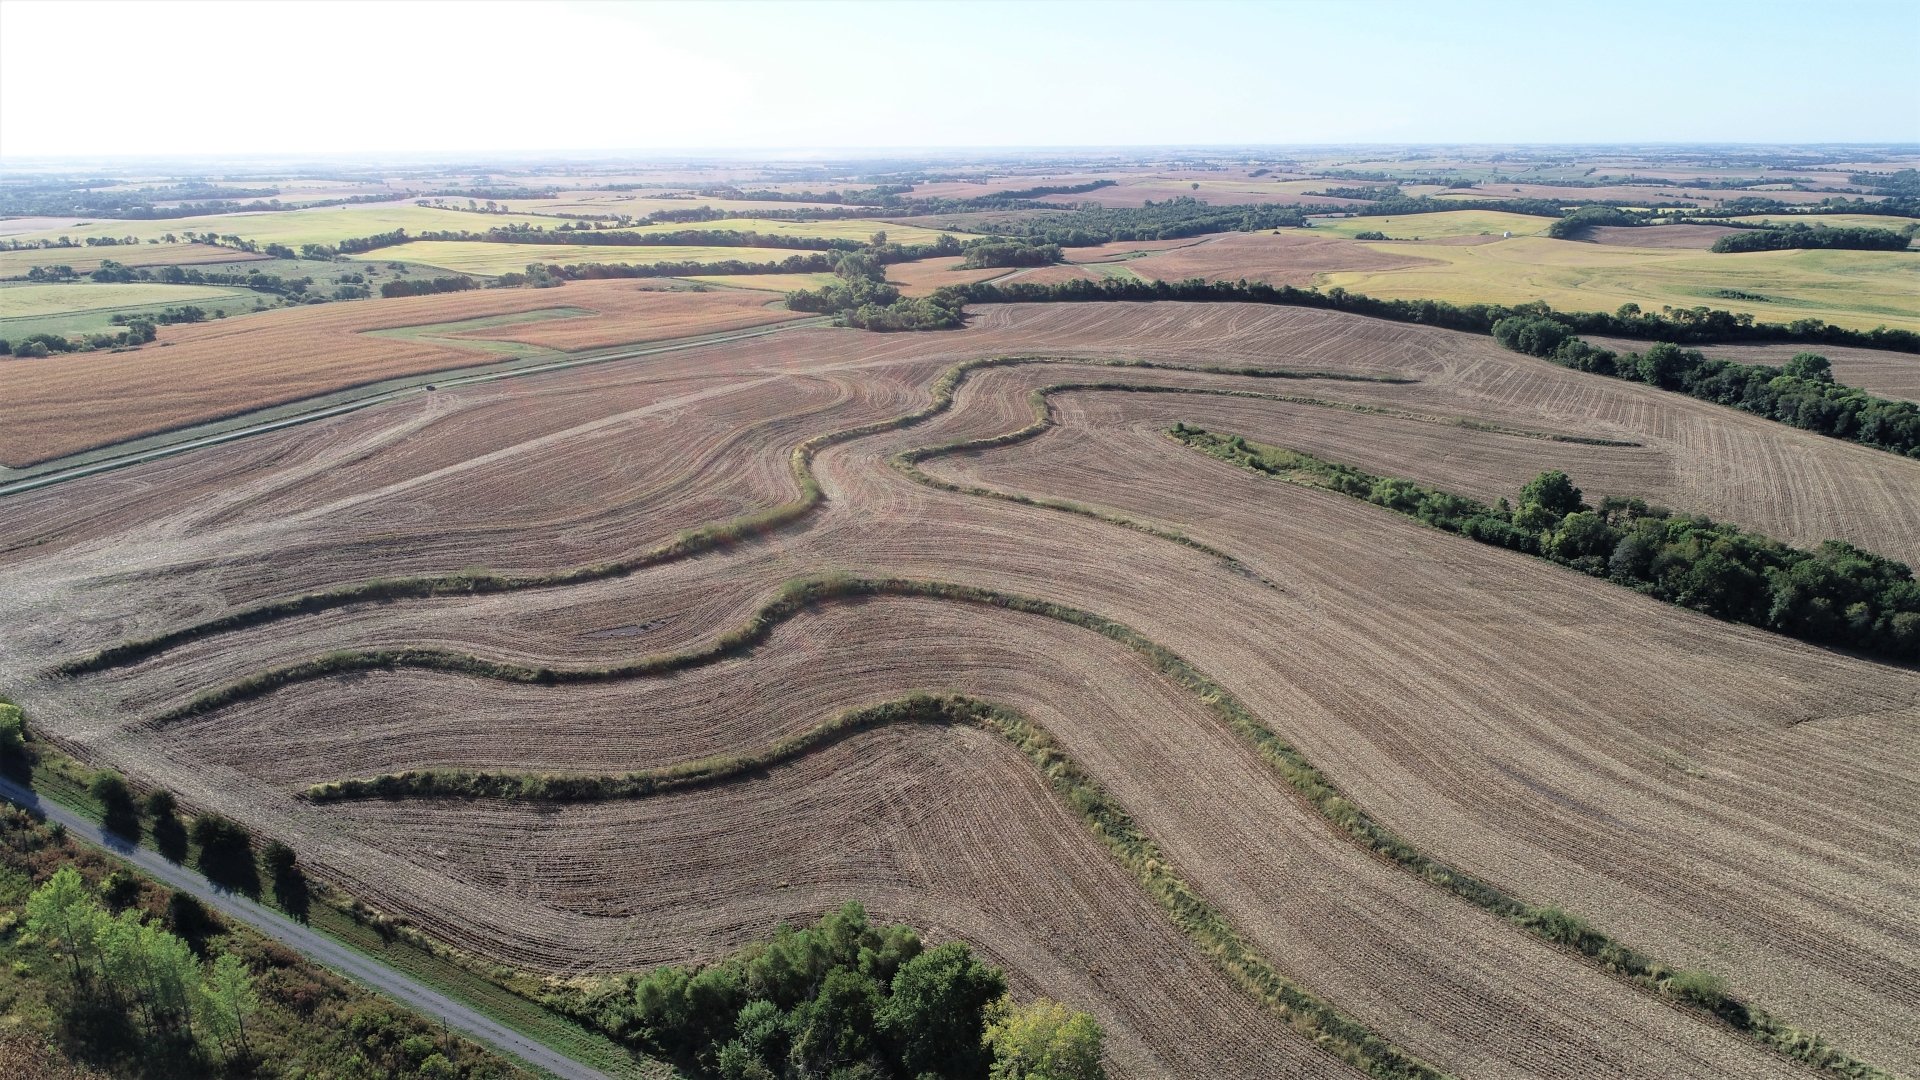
[1320,235,1920,332]
[349,241,815,276]
[1305,209,1560,240]
[0,282,257,340]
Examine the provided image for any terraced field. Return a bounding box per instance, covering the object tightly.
[4,302,1917,1079]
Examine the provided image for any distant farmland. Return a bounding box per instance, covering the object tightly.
[1,283,805,466]
[348,241,814,276]
[4,204,561,248]
[0,242,266,279]
[1319,237,1920,332]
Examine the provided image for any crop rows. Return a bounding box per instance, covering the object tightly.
[5,302,1918,1076]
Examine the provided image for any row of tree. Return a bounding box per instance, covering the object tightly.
[1491,315,1920,458]
[1173,432,1920,662]
[1709,223,1914,253]
[957,240,1064,269]
[933,277,1920,353]
[380,275,480,298]
[560,902,1103,1080]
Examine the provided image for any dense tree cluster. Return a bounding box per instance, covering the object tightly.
[24,866,260,1065]
[1847,169,1920,196]
[379,275,479,298]
[1172,429,1920,662]
[1492,315,1920,457]
[1709,223,1913,252]
[1308,185,1403,201]
[559,902,1103,1080]
[957,240,1063,268]
[968,197,1311,245]
[786,254,966,330]
[1546,206,1643,239]
[4,794,504,1079]
[0,700,28,780]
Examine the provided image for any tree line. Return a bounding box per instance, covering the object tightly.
[1709,223,1913,253]
[1170,430,1920,662]
[558,901,1104,1080]
[957,240,1063,268]
[1491,315,1920,458]
[933,277,1920,353]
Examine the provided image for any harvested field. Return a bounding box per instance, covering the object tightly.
[1320,237,1920,333]
[0,243,265,278]
[1307,210,1561,239]
[1105,231,1439,286]
[1583,224,1740,249]
[885,256,1020,295]
[5,302,1918,1077]
[0,283,805,467]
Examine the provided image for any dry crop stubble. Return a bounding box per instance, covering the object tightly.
[1,282,807,466]
[171,598,1804,1079]
[7,303,1920,1075]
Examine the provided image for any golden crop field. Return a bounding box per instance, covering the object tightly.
[1318,236,1920,331]
[1305,209,1561,239]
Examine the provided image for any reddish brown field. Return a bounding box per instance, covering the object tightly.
[883,255,1015,296]
[0,283,804,467]
[1583,224,1741,249]
[1108,231,1438,285]
[5,302,1917,1077]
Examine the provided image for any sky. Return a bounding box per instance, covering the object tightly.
[2,0,1916,161]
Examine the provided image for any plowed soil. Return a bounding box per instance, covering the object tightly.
[5,301,1916,1077]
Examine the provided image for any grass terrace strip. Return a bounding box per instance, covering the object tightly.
[311,691,1449,1080]
[52,356,1407,678]
[277,575,1891,1079]
[891,381,1637,584]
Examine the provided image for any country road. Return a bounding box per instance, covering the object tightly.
[0,775,614,1080]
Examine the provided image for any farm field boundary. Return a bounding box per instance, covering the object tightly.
[238,573,1894,1080]
[0,315,829,498]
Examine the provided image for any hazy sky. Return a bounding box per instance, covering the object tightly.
[3,0,1916,160]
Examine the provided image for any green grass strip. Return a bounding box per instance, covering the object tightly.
[310,690,1449,1080]
[279,575,1887,1079]
[53,356,1400,679]
[891,378,1638,582]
